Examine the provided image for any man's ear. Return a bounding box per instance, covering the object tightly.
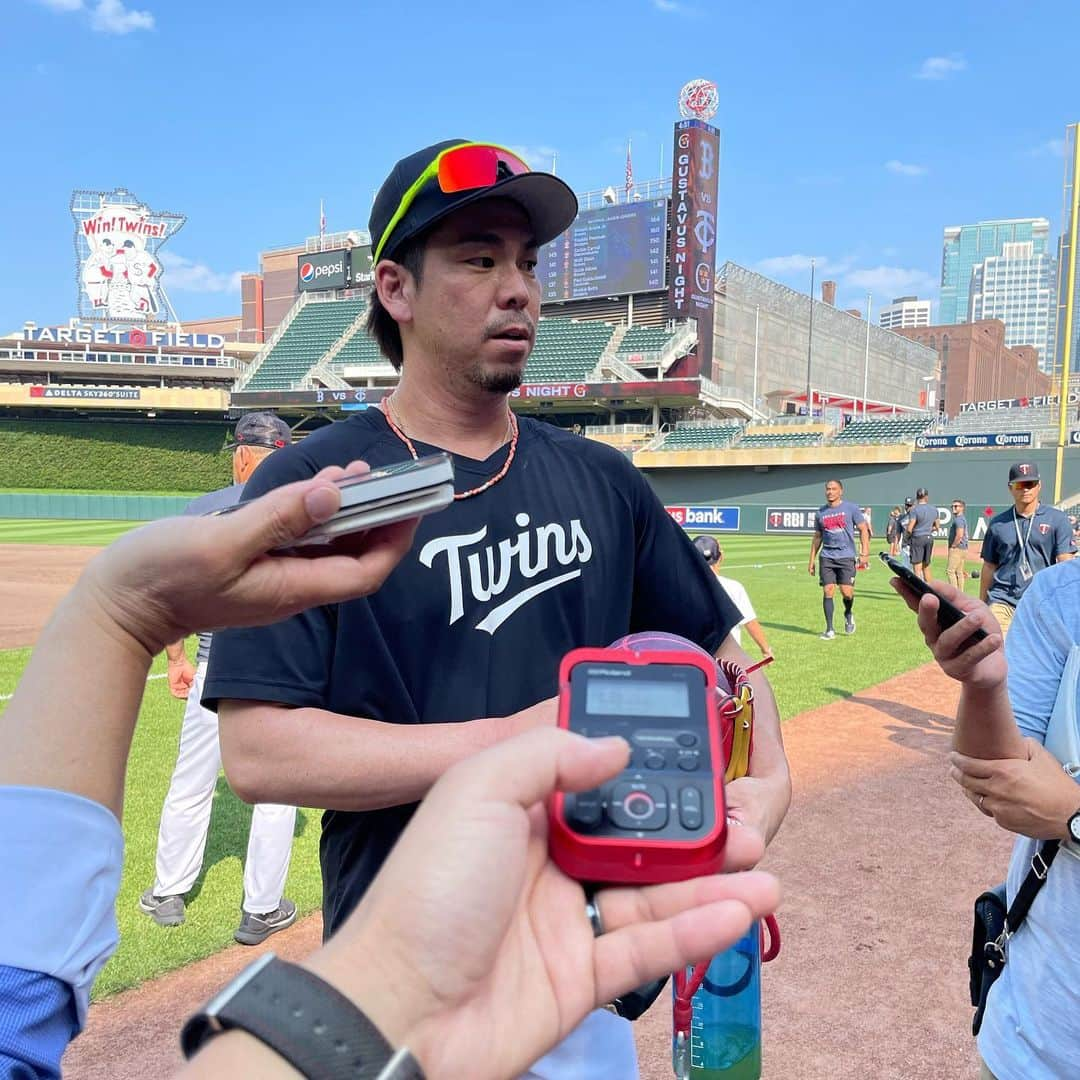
[374,260,415,328]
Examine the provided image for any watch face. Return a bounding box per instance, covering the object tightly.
[1070,813,1080,843]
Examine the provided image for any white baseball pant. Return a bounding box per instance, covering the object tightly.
[153,660,297,914]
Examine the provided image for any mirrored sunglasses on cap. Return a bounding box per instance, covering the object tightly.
[1011,480,1039,489]
[374,142,531,263]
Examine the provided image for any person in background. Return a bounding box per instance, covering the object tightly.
[0,466,778,1080]
[947,498,969,592]
[808,479,870,640]
[141,413,300,946]
[693,535,773,659]
[886,506,903,558]
[906,487,937,581]
[980,462,1075,635]
[860,506,874,539]
[898,496,915,568]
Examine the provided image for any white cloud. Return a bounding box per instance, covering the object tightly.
[755,254,851,277]
[915,54,966,80]
[845,266,938,298]
[651,0,700,14]
[510,145,559,170]
[885,159,928,177]
[1029,138,1066,158]
[159,252,243,294]
[90,0,154,33]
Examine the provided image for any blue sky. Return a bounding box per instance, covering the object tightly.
[3,0,1076,331]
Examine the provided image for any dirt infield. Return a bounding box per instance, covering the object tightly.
[62,663,1011,1080]
[0,544,100,650]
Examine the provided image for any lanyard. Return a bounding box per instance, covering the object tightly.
[1013,508,1035,559]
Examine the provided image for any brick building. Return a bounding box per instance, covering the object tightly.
[898,319,1050,417]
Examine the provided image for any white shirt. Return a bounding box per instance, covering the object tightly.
[715,574,756,647]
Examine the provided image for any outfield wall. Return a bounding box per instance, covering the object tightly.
[641,448,1080,527]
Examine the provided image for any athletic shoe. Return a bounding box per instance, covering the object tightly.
[845,616,856,635]
[819,629,836,641]
[139,888,186,927]
[234,899,297,946]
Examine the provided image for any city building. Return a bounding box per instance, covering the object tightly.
[879,296,931,330]
[940,218,1050,325]
[897,319,1050,416]
[713,262,938,413]
[969,241,1057,370]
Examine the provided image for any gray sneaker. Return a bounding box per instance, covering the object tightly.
[139,888,186,927]
[819,629,836,640]
[845,616,856,635]
[234,899,297,946]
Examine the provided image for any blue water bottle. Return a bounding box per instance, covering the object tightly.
[673,922,762,1080]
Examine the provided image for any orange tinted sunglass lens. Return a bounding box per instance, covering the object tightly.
[436,145,529,193]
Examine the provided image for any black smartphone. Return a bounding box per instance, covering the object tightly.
[879,552,988,642]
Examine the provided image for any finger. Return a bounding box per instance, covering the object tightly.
[948,752,998,780]
[719,821,766,872]
[889,578,924,615]
[914,592,943,642]
[592,875,780,1006]
[221,475,347,560]
[597,869,776,930]
[430,727,631,816]
[948,766,991,798]
[964,788,994,816]
[933,610,1002,662]
[241,515,421,616]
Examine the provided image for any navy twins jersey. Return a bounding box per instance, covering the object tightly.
[204,410,740,934]
[814,499,865,560]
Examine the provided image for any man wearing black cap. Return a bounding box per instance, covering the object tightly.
[205,141,790,1078]
[905,487,937,581]
[141,413,300,945]
[898,495,915,568]
[979,461,1075,633]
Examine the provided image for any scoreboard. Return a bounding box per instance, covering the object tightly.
[539,198,667,302]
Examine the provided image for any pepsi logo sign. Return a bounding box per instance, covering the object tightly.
[299,262,315,282]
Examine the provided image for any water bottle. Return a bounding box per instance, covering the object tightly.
[673,922,762,1080]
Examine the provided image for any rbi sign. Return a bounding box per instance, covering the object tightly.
[765,507,817,534]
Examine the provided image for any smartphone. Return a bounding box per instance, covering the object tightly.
[288,453,455,547]
[879,551,988,642]
[213,453,455,549]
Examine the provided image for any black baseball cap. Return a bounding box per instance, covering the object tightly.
[693,535,721,565]
[916,487,929,498]
[225,412,292,450]
[904,496,915,507]
[1009,462,1040,482]
[369,140,578,264]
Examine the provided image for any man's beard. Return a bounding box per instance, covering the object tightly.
[465,359,525,395]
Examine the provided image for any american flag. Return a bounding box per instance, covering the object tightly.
[625,139,634,197]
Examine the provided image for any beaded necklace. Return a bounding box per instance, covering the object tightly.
[379,393,519,501]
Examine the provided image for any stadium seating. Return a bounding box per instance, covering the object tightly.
[736,432,824,448]
[654,424,742,450]
[616,325,674,358]
[834,416,934,443]
[332,322,387,368]
[523,319,615,382]
[245,298,367,391]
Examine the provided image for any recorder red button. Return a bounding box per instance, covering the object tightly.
[624,792,654,819]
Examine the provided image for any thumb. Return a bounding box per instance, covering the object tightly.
[223,474,346,561]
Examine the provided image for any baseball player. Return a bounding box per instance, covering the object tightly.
[808,479,870,640]
[139,413,299,945]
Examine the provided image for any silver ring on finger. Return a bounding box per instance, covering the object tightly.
[978,794,987,812]
[585,899,605,938]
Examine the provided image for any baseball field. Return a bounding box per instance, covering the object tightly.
[0,523,1002,1078]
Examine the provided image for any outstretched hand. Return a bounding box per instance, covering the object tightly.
[81,461,420,655]
[304,727,780,1080]
[889,576,1006,691]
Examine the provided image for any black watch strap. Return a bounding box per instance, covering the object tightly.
[181,954,425,1079]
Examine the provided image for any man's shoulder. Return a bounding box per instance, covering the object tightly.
[522,419,638,472]
[988,508,1015,529]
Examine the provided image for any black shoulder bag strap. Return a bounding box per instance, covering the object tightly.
[1006,839,1060,934]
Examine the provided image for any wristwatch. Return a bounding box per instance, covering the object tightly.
[1068,808,1080,845]
[181,953,425,1079]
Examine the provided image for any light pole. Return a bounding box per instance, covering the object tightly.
[805,259,816,422]
[752,305,760,418]
[862,293,872,418]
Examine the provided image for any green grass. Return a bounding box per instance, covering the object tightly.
[0,519,145,545]
[0,536,942,997]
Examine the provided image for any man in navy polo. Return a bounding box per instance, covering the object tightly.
[980,461,1075,633]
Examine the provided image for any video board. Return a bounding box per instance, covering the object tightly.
[539,198,667,302]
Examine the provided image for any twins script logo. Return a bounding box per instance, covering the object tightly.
[419,512,593,635]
